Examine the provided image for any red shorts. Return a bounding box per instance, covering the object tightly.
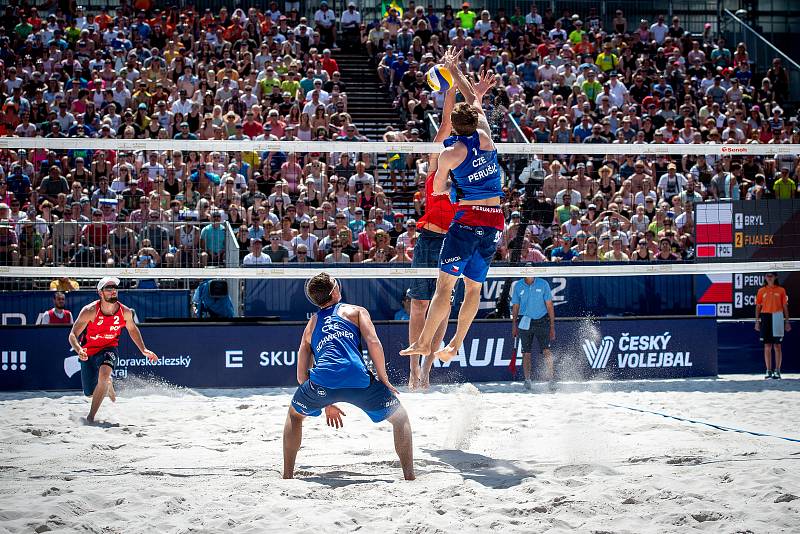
[452,205,505,231]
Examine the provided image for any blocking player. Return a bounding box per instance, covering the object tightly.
[283,272,415,480]
[406,84,458,389]
[401,48,501,362]
[68,276,159,423]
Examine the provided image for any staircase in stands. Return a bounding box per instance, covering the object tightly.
[334,51,418,214]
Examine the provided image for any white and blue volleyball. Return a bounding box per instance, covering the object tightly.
[426,64,454,92]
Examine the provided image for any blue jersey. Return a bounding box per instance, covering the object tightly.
[309,303,370,388]
[444,132,503,201]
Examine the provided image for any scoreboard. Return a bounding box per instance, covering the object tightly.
[696,200,800,262]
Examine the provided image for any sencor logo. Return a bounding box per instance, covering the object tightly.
[721,146,747,154]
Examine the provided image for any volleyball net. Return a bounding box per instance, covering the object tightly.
[0,138,798,321]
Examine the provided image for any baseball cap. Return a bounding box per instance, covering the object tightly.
[97,276,121,290]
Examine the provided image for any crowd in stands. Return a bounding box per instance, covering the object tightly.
[372,3,799,262]
[0,2,798,269]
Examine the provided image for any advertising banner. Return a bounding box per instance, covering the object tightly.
[0,317,717,391]
[244,276,695,321]
[0,290,190,326]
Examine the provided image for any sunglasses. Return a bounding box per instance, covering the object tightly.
[102,286,118,291]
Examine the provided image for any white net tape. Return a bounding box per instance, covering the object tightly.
[2,262,799,279]
[0,138,798,156]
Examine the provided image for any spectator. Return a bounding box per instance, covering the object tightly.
[200,211,227,266]
[36,291,74,324]
[265,231,290,263]
[243,238,272,266]
[603,236,630,261]
[324,239,351,263]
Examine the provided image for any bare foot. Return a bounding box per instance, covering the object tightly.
[107,383,116,403]
[419,374,430,390]
[408,376,418,390]
[434,344,458,362]
[400,342,430,357]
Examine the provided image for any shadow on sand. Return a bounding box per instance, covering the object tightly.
[422,448,538,489]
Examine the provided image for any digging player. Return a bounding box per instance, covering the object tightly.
[283,272,415,480]
[68,276,158,423]
[401,48,502,362]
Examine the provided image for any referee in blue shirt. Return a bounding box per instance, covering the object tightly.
[511,277,556,390]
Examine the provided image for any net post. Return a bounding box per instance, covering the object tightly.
[224,221,242,316]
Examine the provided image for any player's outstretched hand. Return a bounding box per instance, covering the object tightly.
[325,405,346,429]
[471,66,497,99]
[442,46,462,71]
[143,349,159,363]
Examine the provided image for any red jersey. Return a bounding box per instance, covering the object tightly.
[418,171,456,232]
[45,308,73,324]
[81,301,128,356]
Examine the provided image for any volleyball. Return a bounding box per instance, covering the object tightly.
[426,64,453,92]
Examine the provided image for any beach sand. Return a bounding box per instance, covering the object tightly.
[1,375,799,533]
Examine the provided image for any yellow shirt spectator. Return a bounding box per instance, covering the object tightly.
[281,79,301,98]
[50,278,80,292]
[773,176,796,199]
[568,28,585,45]
[596,51,619,73]
[455,8,477,30]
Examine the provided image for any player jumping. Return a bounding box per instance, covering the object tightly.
[401,48,501,362]
[68,276,159,423]
[283,272,415,480]
[407,84,458,389]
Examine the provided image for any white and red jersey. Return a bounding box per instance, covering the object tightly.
[81,301,128,356]
[38,308,73,324]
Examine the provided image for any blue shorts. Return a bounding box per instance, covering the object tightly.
[291,375,400,423]
[439,222,502,283]
[409,229,445,300]
[80,347,117,397]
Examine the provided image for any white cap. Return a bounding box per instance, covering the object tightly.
[97,276,121,291]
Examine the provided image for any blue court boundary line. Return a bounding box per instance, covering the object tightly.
[606,403,800,444]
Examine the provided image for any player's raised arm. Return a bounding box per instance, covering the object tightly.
[466,67,498,141]
[296,315,316,384]
[433,86,457,144]
[357,306,398,394]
